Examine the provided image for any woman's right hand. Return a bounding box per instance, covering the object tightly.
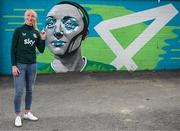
[12,66,20,76]
[40,28,46,40]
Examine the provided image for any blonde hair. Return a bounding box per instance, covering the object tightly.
[24,9,38,31]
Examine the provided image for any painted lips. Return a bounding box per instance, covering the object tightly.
[51,40,65,47]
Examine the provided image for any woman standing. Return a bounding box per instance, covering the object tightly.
[11,9,46,127]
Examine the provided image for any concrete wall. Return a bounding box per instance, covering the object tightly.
[0,0,179,74]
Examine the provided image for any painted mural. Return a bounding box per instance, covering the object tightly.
[0,0,179,74]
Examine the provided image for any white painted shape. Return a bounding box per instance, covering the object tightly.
[95,4,178,70]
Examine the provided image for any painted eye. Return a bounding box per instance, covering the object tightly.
[62,17,79,30]
[46,17,56,29]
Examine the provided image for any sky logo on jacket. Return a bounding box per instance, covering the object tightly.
[24,38,35,46]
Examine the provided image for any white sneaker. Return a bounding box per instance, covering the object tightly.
[15,116,22,127]
[23,112,38,121]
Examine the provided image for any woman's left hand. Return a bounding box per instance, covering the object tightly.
[40,28,46,40]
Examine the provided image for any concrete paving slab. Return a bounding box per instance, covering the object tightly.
[0,71,180,130]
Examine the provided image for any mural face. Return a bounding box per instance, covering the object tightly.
[43,3,90,73]
[46,4,84,56]
[42,2,116,73]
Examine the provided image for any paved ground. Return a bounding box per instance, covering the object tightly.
[0,71,180,131]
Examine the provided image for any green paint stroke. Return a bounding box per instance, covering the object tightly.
[120,66,127,71]
[111,25,178,70]
[5,29,14,32]
[136,26,178,70]
[172,57,180,60]
[3,15,24,18]
[81,37,116,64]
[14,8,45,12]
[84,4,133,20]
[8,22,42,25]
[37,48,54,63]
[111,23,147,49]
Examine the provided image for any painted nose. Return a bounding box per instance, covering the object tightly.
[54,31,63,39]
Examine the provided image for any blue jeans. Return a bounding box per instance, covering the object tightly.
[13,63,37,113]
